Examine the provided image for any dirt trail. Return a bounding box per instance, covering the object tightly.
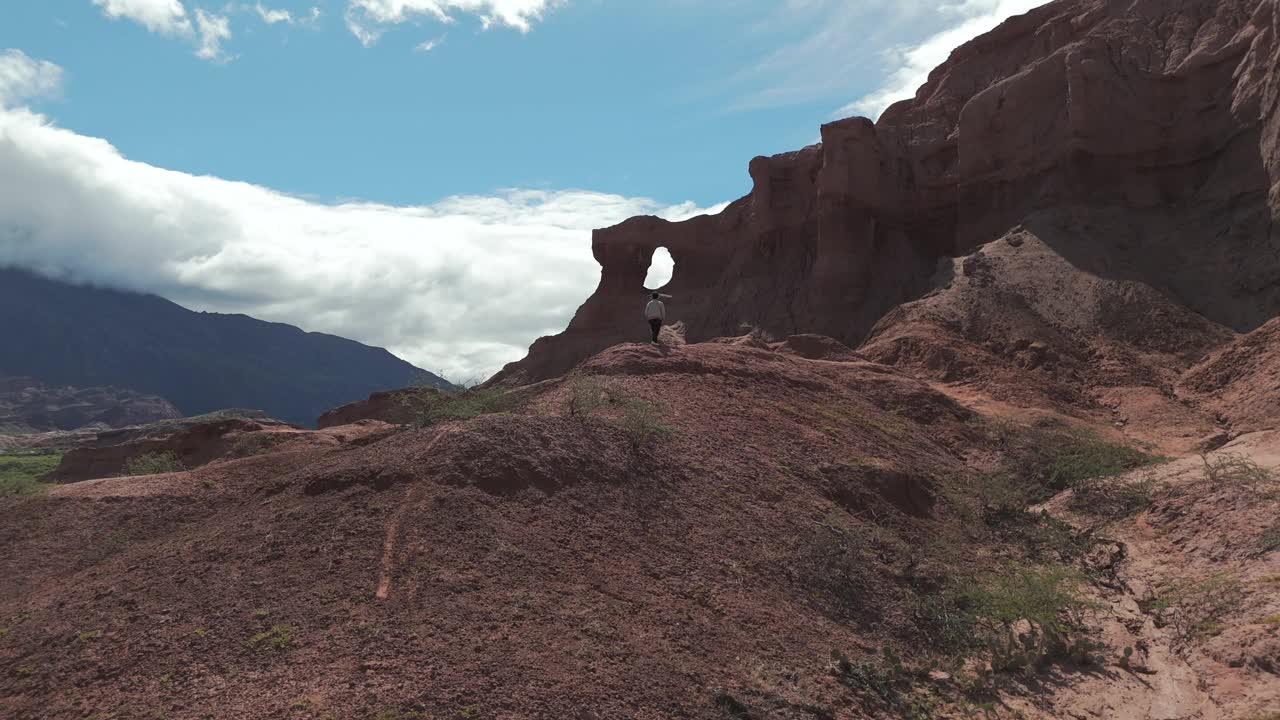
[374,427,452,601]
[1018,433,1280,719]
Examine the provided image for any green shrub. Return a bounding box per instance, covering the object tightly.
[414,386,526,427]
[617,398,672,448]
[911,588,982,654]
[1067,470,1159,519]
[797,523,886,620]
[1037,433,1158,493]
[974,475,1099,566]
[566,375,610,418]
[0,452,60,495]
[228,432,281,458]
[968,566,1097,669]
[912,566,1096,672]
[830,648,936,719]
[1200,453,1273,492]
[1148,572,1243,644]
[1259,519,1280,556]
[123,452,185,476]
[999,425,1160,502]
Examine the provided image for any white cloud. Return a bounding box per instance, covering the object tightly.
[92,0,241,62]
[0,54,725,381]
[841,0,1044,119]
[0,50,64,108]
[246,3,320,26]
[195,10,233,61]
[252,3,294,24]
[414,37,444,52]
[91,0,193,36]
[345,0,560,47]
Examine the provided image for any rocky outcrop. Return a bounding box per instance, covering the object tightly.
[45,411,294,483]
[1179,316,1280,432]
[498,0,1280,385]
[317,388,445,429]
[0,376,180,434]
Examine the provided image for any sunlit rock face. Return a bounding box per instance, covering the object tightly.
[497,0,1280,385]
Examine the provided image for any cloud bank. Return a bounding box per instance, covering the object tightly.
[0,52,723,382]
[92,0,234,62]
[842,0,1044,119]
[345,0,561,46]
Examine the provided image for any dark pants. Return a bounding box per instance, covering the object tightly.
[648,318,662,342]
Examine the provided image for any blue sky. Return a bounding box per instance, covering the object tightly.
[0,0,1042,380]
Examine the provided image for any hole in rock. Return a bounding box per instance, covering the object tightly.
[644,247,674,289]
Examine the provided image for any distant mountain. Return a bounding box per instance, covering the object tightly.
[0,376,181,434]
[0,268,449,427]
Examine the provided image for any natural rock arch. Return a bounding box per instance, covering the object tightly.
[643,247,675,290]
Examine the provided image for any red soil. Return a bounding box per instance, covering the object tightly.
[2,340,995,719]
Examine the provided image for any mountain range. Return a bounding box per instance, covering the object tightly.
[0,267,449,427]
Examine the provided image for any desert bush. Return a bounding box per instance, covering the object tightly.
[1199,453,1273,493]
[911,566,1096,672]
[566,375,611,418]
[973,474,1100,565]
[1067,470,1159,519]
[911,588,982,654]
[1259,519,1280,556]
[565,375,673,448]
[617,398,673,448]
[1148,572,1243,645]
[830,648,905,707]
[414,386,526,427]
[1000,425,1160,501]
[123,452,185,476]
[796,522,905,623]
[1035,433,1159,493]
[228,432,281,458]
[968,566,1098,670]
[830,647,938,719]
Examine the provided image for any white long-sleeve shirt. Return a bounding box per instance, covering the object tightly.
[644,299,666,322]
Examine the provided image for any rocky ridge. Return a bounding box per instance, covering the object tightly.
[499,0,1280,391]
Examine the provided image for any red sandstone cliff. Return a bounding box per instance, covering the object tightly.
[497,0,1280,385]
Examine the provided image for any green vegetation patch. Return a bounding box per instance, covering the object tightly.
[0,451,61,496]
[123,452,185,476]
[246,624,292,651]
[1024,428,1161,496]
[413,386,528,427]
[563,374,674,449]
[972,421,1163,515]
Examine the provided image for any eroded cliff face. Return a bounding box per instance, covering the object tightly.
[498,0,1280,384]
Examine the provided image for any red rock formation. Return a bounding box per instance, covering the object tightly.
[1180,316,1280,432]
[47,410,400,484]
[46,415,290,483]
[498,0,1280,385]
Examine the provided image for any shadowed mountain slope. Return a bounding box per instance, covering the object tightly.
[0,268,449,427]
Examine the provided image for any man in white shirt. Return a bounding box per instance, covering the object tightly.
[644,292,670,344]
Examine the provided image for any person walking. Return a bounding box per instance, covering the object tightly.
[644,292,670,344]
